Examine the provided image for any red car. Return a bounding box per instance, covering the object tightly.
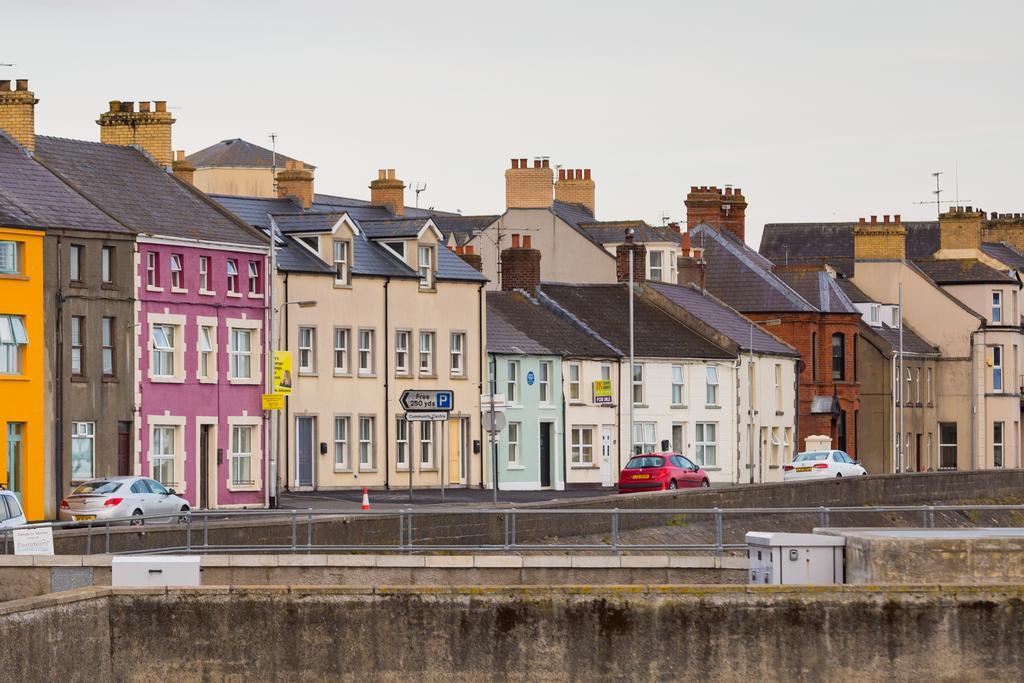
[617,452,711,492]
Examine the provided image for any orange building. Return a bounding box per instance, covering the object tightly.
[0,222,45,520]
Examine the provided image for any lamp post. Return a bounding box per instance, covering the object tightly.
[749,319,781,484]
[626,227,636,463]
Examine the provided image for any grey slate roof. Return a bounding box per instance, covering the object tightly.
[539,283,734,360]
[487,291,618,357]
[360,218,434,239]
[186,139,312,169]
[352,236,418,278]
[834,278,875,303]
[431,214,500,245]
[435,243,488,282]
[0,134,127,234]
[912,258,1016,285]
[648,282,798,356]
[276,235,335,275]
[690,224,817,313]
[550,200,611,250]
[580,222,682,245]
[211,195,297,229]
[867,322,940,356]
[272,212,347,234]
[35,136,265,245]
[775,269,859,314]
[980,242,1024,271]
[759,221,940,277]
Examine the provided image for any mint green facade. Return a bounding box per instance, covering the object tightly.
[488,353,565,490]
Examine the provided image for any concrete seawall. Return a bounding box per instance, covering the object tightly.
[2,585,1023,681]
[43,469,1024,555]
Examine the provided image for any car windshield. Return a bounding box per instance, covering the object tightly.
[626,456,665,469]
[793,452,829,462]
[72,481,123,495]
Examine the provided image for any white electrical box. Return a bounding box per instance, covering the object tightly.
[746,532,845,585]
[111,556,201,587]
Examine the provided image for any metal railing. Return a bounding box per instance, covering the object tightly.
[2,504,1023,557]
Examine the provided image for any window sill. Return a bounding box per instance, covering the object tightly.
[419,373,438,380]
[633,404,648,409]
[101,282,118,291]
[705,405,722,410]
[333,371,353,378]
[228,378,262,386]
[418,467,437,472]
[70,375,88,383]
[449,374,468,380]
[102,375,119,383]
[247,293,264,299]
[507,465,525,471]
[395,371,412,379]
[69,280,85,289]
[333,282,352,289]
[333,467,353,474]
[702,467,722,472]
[298,371,317,377]
[227,485,261,493]
[146,285,164,293]
[198,377,217,384]
[170,287,188,295]
[776,410,785,416]
[670,404,687,410]
[358,372,377,379]
[0,273,29,281]
[198,289,216,297]
[150,376,185,384]
[226,292,243,299]
[357,468,379,474]
[0,375,30,382]
[769,465,780,469]
[418,287,437,294]
[570,464,599,469]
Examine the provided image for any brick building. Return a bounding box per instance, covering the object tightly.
[681,190,861,457]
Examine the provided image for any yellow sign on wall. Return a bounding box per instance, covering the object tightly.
[273,350,293,395]
[262,394,285,411]
[593,380,613,404]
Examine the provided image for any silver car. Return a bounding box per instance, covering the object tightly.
[59,476,190,525]
[0,489,27,528]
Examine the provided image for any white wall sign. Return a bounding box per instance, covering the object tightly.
[13,526,55,556]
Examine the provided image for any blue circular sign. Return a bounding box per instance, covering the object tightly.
[526,371,535,386]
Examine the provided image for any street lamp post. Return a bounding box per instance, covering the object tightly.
[626,227,636,464]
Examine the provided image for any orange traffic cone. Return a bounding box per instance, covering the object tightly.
[361,487,370,511]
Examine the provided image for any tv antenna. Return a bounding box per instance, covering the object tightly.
[268,133,278,193]
[914,170,971,217]
[658,211,671,226]
[0,63,14,68]
[411,181,427,208]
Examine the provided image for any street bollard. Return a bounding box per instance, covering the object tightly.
[611,509,619,555]
[714,508,723,557]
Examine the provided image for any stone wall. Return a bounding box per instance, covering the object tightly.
[2,585,1023,681]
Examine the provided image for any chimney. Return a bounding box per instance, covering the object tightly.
[938,206,984,252]
[457,244,484,272]
[554,168,596,216]
[500,234,542,292]
[0,79,39,152]
[369,168,405,216]
[853,214,906,261]
[276,160,315,209]
[171,149,195,185]
[616,231,647,284]
[685,185,747,242]
[505,157,553,209]
[96,99,175,167]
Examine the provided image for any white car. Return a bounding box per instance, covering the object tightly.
[0,489,28,528]
[783,450,867,480]
[59,476,191,525]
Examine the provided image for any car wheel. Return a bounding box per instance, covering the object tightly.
[178,506,190,524]
[701,479,710,488]
[130,509,144,527]
[668,479,678,490]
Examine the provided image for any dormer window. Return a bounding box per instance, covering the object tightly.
[869,305,879,325]
[649,251,663,282]
[333,239,350,285]
[418,245,434,290]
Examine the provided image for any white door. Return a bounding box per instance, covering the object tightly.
[600,426,614,486]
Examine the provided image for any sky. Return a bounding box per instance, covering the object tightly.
[5,0,1022,247]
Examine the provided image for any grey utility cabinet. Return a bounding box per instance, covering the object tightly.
[746,531,845,585]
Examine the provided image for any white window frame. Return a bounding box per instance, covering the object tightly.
[539,361,552,404]
[992,345,1003,393]
[705,365,720,406]
[649,250,663,282]
[450,332,465,377]
[298,326,316,374]
[226,259,239,294]
[230,425,254,487]
[571,426,595,466]
[101,316,114,377]
[146,251,158,288]
[395,330,410,375]
[927,367,933,403]
[0,315,27,375]
[151,424,177,487]
[507,360,520,405]
[333,239,350,286]
[992,290,1003,324]
[632,363,644,406]
[70,421,95,481]
[359,416,375,469]
[358,329,375,375]
[247,260,261,296]
[419,420,434,468]
[774,364,783,406]
[101,246,113,284]
[334,416,350,471]
[151,323,175,378]
[419,331,434,375]
[568,362,581,402]
[69,244,82,282]
[507,422,521,466]
[695,422,717,467]
[418,245,434,289]
[0,240,19,275]
[334,328,350,375]
[993,421,1004,468]
[170,253,183,290]
[395,417,409,470]
[198,255,210,292]
[229,327,254,381]
[197,322,216,381]
[671,364,685,406]
[70,315,84,376]
[633,421,656,455]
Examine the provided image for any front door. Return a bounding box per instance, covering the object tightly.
[6,423,23,503]
[296,417,315,487]
[540,422,552,488]
[199,425,211,509]
[600,426,614,486]
[448,419,461,486]
[459,417,470,485]
[117,421,131,477]
[915,433,922,472]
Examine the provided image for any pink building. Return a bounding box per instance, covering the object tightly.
[137,238,269,508]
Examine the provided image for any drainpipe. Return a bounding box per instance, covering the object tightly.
[283,273,290,491]
[478,283,485,488]
[561,359,568,490]
[54,235,65,513]
[970,329,980,470]
[383,277,390,489]
[891,351,897,473]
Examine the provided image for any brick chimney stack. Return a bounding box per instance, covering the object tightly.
[97,99,175,167]
[0,79,38,152]
[938,206,984,252]
[853,214,907,261]
[554,168,595,215]
[370,168,405,216]
[276,160,315,209]
[171,150,195,185]
[454,244,484,272]
[505,157,553,210]
[685,185,747,242]
[500,234,542,292]
[616,230,647,284]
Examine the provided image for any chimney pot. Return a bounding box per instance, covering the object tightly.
[139,101,151,113]
[511,234,521,248]
[894,214,901,224]
[883,215,890,224]
[175,150,185,162]
[511,158,519,169]
[584,169,591,180]
[541,159,549,168]
[966,206,973,213]
[870,215,877,224]
[725,187,733,196]
[559,169,566,181]
[520,158,527,168]
[533,159,541,169]
[523,235,532,249]
[859,217,866,224]
[155,101,166,112]
[0,80,10,92]
[465,245,474,255]
[124,101,135,113]
[14,79,28,92]
[690,186,698,193]
[378,169,386,180]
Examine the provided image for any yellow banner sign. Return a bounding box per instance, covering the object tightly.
[273,350,293,395]
[262,394,285,411]
[593,380,613,404]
